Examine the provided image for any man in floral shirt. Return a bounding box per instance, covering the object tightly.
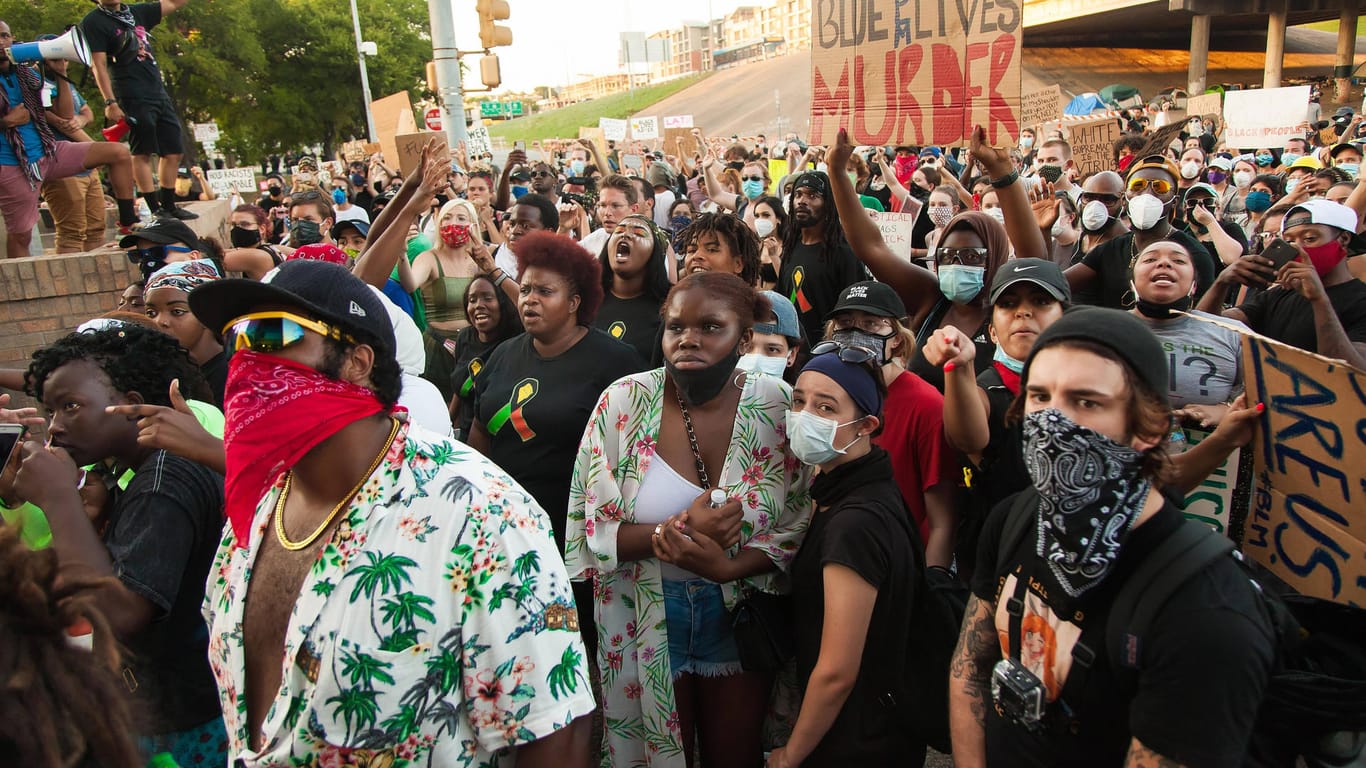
[191,260,595,767]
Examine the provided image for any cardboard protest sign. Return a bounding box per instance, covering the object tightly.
[869,211,917,259]
[1070,119,1122,176]
[1185,92,1221,121]
[466,124,492,158]
[205,168,258,197]
[1137,122,1186,159]
[1181,427,1241,536]
[1224,86,1311,147]
[578,126,610,163]
[664,127,702,159]
[663,115,694,129]
[631,116,660,140]
[809,0,1022,148]
[1021,85,1063,128]
[600,117,628,141]
[1240,330,1366,606]
[394,131,449,178]
[341,140,368,163]
[371,91,419,170]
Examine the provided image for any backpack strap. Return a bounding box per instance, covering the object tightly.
[1107,520,1235,671]
[996,489,1039,577]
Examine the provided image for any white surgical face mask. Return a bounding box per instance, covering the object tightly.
[1180,161,1201,180]
[1080,199,1111,232]
[738,352,786,377]
[983,206,1005,225]
[1233,170,1254,189]
[1127,193,1166,230]
[754,218,776,239]
[785,409,863,466]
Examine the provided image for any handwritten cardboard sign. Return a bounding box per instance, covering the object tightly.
[1181,427,1241,536]
[394,131,449,178]
[205,168,258,197]
[809,0,1022,147]
[371,91,419,170]
[664,127,702,158]
[1225,86,1311,146]
[1070,119,1122,176]
[1022,85,1063,128]
[631,116,660,140]
[1185,92,1222,121]
[1240,331,1366,606]
[600,117,628,141]
[466,124,492,158]
[663,114,694,129]
[869,211,917,259]
[1137,122,1186,160]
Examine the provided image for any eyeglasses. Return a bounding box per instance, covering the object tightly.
[936,247,989,266]
[531,171,555,178]
[1128,178,1173,196]
[1079,192,1121,205]
[741,175,765,182]
[224,311,355,352]
[809,340,879,364]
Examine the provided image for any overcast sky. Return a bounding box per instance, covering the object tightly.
[447,0,749,93]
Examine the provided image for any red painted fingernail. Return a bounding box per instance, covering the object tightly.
[1256,403,1265,413]
[944,362,956,372]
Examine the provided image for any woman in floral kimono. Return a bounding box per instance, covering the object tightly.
[568,271,812,768]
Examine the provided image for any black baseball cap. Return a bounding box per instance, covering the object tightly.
[118,217,206,251]
[989,258,1071,305]
[827,280,907,320]
[189,260,396,354]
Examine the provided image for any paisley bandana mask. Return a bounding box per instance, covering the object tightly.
[1023,408,1151,598]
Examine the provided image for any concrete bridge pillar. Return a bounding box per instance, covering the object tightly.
[1335,0,1359,102]
[1189,14,1211,95]
[1265,0,1288,89]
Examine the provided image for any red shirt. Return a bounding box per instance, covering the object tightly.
[873,371,960,545]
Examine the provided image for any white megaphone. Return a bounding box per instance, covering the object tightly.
[6,28,92,67]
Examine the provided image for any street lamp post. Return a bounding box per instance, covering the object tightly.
[349,0,378,143]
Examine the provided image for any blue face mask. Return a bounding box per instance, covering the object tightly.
[1284,178,1300,195]
[993,344,1025,374]
[331,188,347,205]
[1244,190,1273,213]
[937,264,985,304]
[570,160,586,176]
[1255,153,1275,167]
[511,185,528,199]
[1338,162,1360,179]
[742,179,765,200]
[1281,152,1302,165]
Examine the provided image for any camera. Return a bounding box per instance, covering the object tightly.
[991,658,1046,729]
[562,192,590,208]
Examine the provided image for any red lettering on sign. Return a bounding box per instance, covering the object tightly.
[812,60,853,141]
[984,33,1019,144]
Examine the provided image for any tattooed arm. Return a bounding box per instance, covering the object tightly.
[1124,738,1188,768]
[948,594,999,768]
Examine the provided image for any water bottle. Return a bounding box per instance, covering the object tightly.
[709,489,726,508]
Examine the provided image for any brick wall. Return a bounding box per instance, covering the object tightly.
[0,248,143,379]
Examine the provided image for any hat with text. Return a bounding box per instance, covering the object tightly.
[988,258,1071,305]
[1281,198,1359,235]
[827,280,907,320]
[756,291,800,339]
[118,217,206,251]
[189,259,395,354]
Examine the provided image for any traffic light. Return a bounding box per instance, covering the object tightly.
[480,55,501,89]
[426,61,438,92]
[476,0,512,49]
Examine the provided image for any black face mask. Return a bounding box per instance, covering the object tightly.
[666,346,741,406]
[1135,293,1192,319]
[289,220,323,247]
[267,185,282,197]
[230,225,261,249]
[725,161,746,172]
[909,184,931,201]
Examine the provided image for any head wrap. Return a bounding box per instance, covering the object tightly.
[145,259,222,294]
[801,352,883,417]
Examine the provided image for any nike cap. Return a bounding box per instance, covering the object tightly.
[989,258,1071,305]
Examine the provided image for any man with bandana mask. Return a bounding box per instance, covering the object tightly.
[1065,156,1216,309]
[286,190,335,249]
[948,306,1274,768]
[1201,198,1366,369]
[189,260,596,765]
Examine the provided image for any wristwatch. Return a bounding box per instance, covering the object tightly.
[104,98,118,106]
[990,170,1019,189]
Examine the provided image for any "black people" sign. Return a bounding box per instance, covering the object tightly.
[809,0,1023,147]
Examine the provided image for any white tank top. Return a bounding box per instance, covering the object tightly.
[635,456,705,581]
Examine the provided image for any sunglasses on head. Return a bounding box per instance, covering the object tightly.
[809,340,879,364]
[1128,178,1173,195]
[224,311,355,353]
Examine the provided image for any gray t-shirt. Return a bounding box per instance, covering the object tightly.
[1140,309,1248,407]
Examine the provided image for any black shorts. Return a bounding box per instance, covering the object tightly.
[120,92,185,157]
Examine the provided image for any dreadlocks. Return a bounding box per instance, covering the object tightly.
[0,525,140,768]
[676,212,762,287]
[781,172,848,264]
[26,325,212,406]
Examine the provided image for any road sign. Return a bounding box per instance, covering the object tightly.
[478,101,525,119]
[424,108,443,132]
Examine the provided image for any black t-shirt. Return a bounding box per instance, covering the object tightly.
[82,3,165,97]
[970,492,1275,767]
[1078,230,1216,309]
[200,349,228,408]
[1236,279,1366,355]
[775,240,868,345]
[907,299,994,392]
[594,293,662,364]
[473,329,643,550]
[449,326,498,440]
[106,449,225,734]
[958,366,1026,576]
[1180,220,1248,270]
[791,477,919,766]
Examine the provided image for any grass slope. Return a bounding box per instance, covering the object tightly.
[487,74,711,141]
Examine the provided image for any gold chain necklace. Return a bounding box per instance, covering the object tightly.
[273,418,400,551]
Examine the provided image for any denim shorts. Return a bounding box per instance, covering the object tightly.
[663,578,743,679]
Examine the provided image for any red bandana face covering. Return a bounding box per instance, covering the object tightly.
[440,223,472,248]
[222,351,385,545]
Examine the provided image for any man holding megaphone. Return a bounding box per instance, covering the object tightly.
[82,0,197,222]
[0,20,140,260]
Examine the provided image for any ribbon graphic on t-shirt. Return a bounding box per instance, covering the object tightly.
[459,358,484,398]
[608,321,626,340]
[789,266,813,313]
[488,377,538,440]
